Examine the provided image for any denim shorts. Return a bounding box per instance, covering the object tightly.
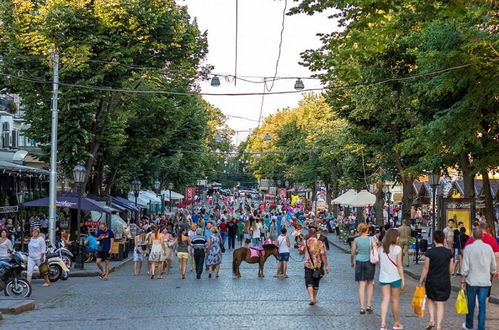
[279,253,290,262]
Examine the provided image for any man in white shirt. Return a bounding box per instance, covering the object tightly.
[461,229,497,330]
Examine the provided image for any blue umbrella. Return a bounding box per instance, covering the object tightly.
[23,192,118,213]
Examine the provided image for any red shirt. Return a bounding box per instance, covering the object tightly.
[219,222,227,233]
[464,232,499,253]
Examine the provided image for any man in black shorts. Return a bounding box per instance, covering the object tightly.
[96,223,115,280]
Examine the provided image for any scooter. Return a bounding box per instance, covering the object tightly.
[47,242,74,269]
[21,252,70,282]
[0,250,31,297]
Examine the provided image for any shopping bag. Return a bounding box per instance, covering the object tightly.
[455,289,469,315]
[411,286,426,317]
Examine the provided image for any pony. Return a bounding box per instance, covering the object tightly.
[232,244,279,278]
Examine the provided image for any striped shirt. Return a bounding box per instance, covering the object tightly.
[191,235,207,250]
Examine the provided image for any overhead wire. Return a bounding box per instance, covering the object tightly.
[0,62,488,97]
[266,0,288,92]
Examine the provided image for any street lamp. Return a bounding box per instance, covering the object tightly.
[264,134,272,142]
[16,191,25,251]
[132,178,141,222]
[294,78,305,90]
[429,172,440,234]
[215,134,222,142]
[72,163,86,270]
[154,180,164,215]
[211,76,221,87]
[168,182,174,212]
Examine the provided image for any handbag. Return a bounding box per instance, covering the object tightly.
[455,289,469,314]
[369,237,379,264]
[305,239,324,280]
[411,286,426,317]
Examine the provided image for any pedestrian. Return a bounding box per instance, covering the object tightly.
[443,219,454,251]
[299,225,329,305]
[351,223,375,315]
[133,230,146,275]
[96,223,114,281]
[227,217,237,249]
[237,218,245,248]
[252,219,261,247]
[191,227,207,279]
[398,219,411,267]
[379,228,405,330]
[275,227,290,278]
[269,217,278,244]
[461,229,497,330]
[453,226,468,277]
[0,229,13,259]
[206,226,222,278]
[187,224,197,272]
[177,227,190,279]
[418,230,454,330]
[219,218,228,248]
[148,226,165,279]
[26,227,50,287]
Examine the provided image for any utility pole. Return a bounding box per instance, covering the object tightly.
[48,51,59,245]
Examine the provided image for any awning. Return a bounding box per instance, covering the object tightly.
[112,196,140,212]
[128,190,161,207]
[0,160,49,176]
[91,212,127,236]
[23,192,119,212]
[332,189,357,205]
[344,190,376,207]
[160,189,184,200]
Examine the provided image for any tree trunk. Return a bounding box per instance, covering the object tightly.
[482,170,496,237]
[325,184,332,213]
[460,152,475,198]
[401,173,414,222]
[374,181,384,227]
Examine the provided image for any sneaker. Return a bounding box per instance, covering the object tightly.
[393,323,404,330]
[461,323,472,330]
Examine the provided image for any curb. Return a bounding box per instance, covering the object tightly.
[328,238,499,305]
[0,299,35,315]
[70,257,132,278]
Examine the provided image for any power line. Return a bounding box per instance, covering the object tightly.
[266,0,288,92]
[0,62,488,97]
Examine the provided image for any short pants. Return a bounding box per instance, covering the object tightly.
[97,251,110,260]
[279,253,290,262]
[380,279,402,288]
[177,252,189,259]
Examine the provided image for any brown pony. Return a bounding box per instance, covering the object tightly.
[232,244,279,278]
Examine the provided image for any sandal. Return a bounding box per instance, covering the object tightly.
[393,323,405,330]
[380,325,387,330]
[426,321,435,329]
[366,306,374,314]
[360,308,366,315]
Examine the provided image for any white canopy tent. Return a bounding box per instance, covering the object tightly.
[160,190,184,200]
[128,190,161,206]
[91,211,128,237]
[332,189,357,205]
[344,189,376,207]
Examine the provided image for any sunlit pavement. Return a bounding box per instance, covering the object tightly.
[2,242,499,329]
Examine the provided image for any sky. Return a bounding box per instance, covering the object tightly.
[177,0,339,144]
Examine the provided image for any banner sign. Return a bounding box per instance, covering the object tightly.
[84,221,101,227]
[186,187,196,200]
[278,188,287,197]
[0,206,19,214]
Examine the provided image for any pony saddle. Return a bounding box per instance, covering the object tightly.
[249,246,265,258]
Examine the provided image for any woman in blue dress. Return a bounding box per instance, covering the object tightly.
[206,227,222,278]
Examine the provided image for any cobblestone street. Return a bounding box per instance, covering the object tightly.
[2,243,499,329]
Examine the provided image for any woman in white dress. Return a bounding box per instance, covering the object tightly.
[148,227,165,279]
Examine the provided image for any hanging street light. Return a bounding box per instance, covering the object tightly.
[264,133,272,141]
[215,134,223,142]
[211,76,221,87]
[154,180,161,193]
[294,78,305,90]
[72,163,87,270]
[215,148,221,154]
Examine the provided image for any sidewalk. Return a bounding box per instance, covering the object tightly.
[70,257,132,277]
[326,233,499,305]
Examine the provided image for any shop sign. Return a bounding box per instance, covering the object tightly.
[0,206,19,214]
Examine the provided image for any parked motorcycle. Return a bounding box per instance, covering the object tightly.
[0,251,31,297]
[47,242,74,269]
[21,252,70,282]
